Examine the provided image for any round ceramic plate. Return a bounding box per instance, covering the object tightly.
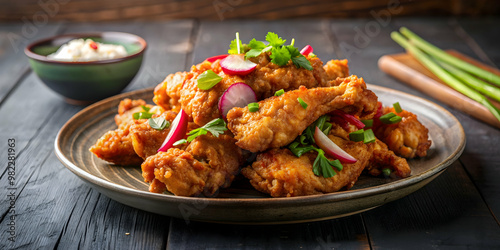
[55,84,465,224]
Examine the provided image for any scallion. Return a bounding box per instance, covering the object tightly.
[393,102,402,113]
[275,89,285,96]
[349,129,365,142]
[298,98,308,109]
[363,129,376,144]
[361,119,373,127]
[379,112,402,124]
[248,102,259,112]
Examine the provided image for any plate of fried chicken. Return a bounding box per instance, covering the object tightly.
[55,34,465,224]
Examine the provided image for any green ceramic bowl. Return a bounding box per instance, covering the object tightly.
[25,32,147,104]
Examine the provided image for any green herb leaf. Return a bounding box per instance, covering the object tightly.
[228,38,243,54]
[133,112,154,120]
[270,46,291,66]
[148,117,170,130]
[245,49,264,59]
[197,70,222,90]
[248,38,267,50]
[186,118,227,142]
[266,32,286,47]
[173,139,187,146]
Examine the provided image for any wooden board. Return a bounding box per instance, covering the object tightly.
[378,50,500,128]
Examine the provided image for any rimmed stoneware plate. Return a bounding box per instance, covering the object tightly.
[55,84,465,224]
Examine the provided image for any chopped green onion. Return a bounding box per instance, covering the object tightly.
[379,112,402,124]
[248,102,259,112]
[349,129,365,142]
[275,89,285,96]
[393,102,402,113]
[141,105,151,112]
[363,129,376,144]
[197,70,222,90]
[322,122,333,135]
[298,98,308,109]
[382,168,392,177]
[133,112,154,120]
[361,119,373,127]
[148,117,170,130]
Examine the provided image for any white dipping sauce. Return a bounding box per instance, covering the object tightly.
[48,39,128,61]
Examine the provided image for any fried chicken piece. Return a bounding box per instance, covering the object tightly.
[129,111,179,159]
[141,134,243,197]
[115,99,149,128]
[89,123,143,166]
[375,107,431,158]
[365,139,411,178]
[324,59,349,80]
[241,143,370,197]
[153,54,344,126]
[227,75,378,152]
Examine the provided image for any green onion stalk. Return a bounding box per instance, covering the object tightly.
[391,31,500,123]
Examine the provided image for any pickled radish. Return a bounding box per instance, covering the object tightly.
[218,82,257,118]
[220,54,257,76]
[157,109,188,152]
[314,127,357,163]
[331,110,365,129]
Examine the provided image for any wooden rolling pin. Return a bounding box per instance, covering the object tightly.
[378,51,500,129]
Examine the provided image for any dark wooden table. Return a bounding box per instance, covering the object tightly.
[1,17,500,249]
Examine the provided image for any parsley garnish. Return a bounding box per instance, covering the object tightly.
[288,115,341,178]
[229,32,313,70]
[174,118,228,145]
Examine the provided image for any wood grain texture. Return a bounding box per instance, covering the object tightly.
[378,51,500,128]
[1,0,498,22]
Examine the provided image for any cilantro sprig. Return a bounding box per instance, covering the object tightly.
[229,32,313,70]
[174,118,228,145]
[288,115,341,178]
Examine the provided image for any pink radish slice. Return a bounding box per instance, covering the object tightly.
[330,116,350,131]
[220,54,257,76]
[206,54,229,63]
[331,110,365,129]
[300,45,313,56]
[157,109,189,152]
[218,82,257,119]
[374,102,383,119]
[314,127,357,163]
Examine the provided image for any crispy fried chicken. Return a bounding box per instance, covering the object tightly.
[227,75,378,152]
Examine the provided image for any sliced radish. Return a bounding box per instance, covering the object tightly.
[220,54,257,76]
[206,54,229,63]
[218,82,257,119]
[300,45,313,56]
[331,110,365,129]
[314,127,357,163]
[374,102,383,119]
[157,109,188,152]
[330,116,350,131]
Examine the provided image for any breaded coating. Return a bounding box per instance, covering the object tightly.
[323,59,349,80]
[365,139,411,178]
[375,107,432,158]
[227,75,378,152]
[152,53,343,126]
[241,145,370,197]
[89,123,143,166]
[129,111,179,159]
[115,98,149,128]
[141,134,243,197]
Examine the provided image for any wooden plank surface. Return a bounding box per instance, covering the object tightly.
[0,18,499,249]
